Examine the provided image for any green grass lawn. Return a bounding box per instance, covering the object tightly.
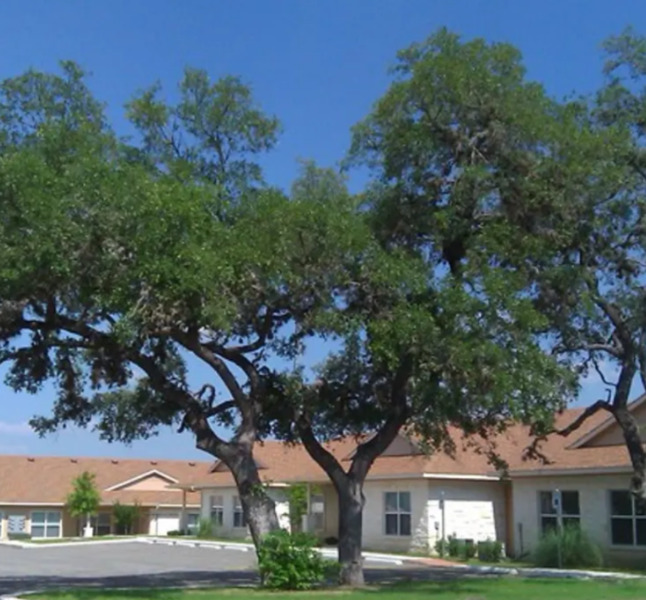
[29,578,646,600]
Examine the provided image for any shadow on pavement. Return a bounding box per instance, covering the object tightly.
[0,566,475,596]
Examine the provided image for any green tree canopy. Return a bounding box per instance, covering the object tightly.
[266,28,590,585]
[66,471,101,526]
[0,62,380,551]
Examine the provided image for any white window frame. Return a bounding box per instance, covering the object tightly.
[609,490,646,547]
[538,490,580,533]
[233,495,247,528]
[210,495,224,527]
[30,510,62,539]
[384,491,411,537]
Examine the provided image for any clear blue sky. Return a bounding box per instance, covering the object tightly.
[0,0,642,459]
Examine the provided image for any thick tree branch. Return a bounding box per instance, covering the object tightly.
[350,356,413,481]
[557,397,613,437]
[296,414,348,491]
[174,329,247,406]
[205,400,236,418]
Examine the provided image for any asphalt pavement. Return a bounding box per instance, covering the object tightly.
[0,541,458,596]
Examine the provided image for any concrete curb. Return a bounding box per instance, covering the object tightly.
[142,537,406,565]
[460,564,644,580]
[0,538,141,550]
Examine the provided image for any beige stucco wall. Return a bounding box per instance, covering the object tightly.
[0,506,68,539]
[362,479,431,552]
[511,472,646,567]
[198,477,508,554]
[200,486,289,538]
[321,484,338,539]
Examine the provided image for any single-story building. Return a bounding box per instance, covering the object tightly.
[0,455,211,539]
[177,396,646,568]
[3,398,645,567]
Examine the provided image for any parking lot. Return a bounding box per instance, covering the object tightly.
[0,541,450,595]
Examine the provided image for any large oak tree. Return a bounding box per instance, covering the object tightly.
[0,63,372,549]
[270,30,584,585]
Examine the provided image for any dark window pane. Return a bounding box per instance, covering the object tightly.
[611,491,632,516]
[636,497,646,517]
[385,514,398,535]
[399,514,411,536]
[385,492,398,512]
[31,525,45,538]
[562,492,580,516]
[31,512,45,524]
[539,491,555,515]
[398,492,411,513]
[234,511,246,528]
[637,520,646,546]
[45,525,60,538]
[611,518,634,545]
[541,517,558,533]
[210,509,223,526]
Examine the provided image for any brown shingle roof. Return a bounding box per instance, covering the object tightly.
[182,406,635,488]
[0,455,211,506]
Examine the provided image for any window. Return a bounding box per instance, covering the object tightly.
[384,491,411,536]
[539,491,580,533]
[90,513,111,536]
[233,496,247,528]
[31,511,61,538]
[186,512,200,534]
[210,495,224,527]
[610,490,646,546]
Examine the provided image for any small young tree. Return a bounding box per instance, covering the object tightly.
[112,502,140,535]
[66,471,101,535]
[287,483,308,533]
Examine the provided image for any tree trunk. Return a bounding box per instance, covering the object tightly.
[336,478,365,587]
[615,406,646,497]
[228,447,280,549]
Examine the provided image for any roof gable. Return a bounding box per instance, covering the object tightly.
[343,433,423,460]
[569,394,646,449]
[105,469,178,491]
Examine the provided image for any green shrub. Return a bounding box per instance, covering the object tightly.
[532,525,602,569]
[167,529,186,537]
[113,502,140,535]
[447,534,463,557]
[196,517,215,539]
[434,538,447,556]
[477,539,503,562]
[8,532,31,541]
[464,539,477,559]
[258,529,328,590]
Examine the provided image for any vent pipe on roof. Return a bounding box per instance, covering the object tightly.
[150,461,158,465]
[71,459,78,463]
[111,459,119,464]
[27,457,35,462]
[188,462,196,466]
